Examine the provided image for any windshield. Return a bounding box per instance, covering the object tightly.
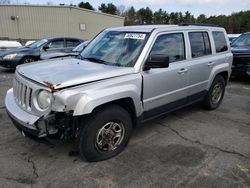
[231,34,250,47]
[80,31,149,67]
[73,40,89,52]
[27,39,48,48]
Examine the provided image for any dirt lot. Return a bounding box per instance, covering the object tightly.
[0,67,250,188]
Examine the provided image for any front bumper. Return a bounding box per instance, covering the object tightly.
[231,54,250,77]
[5,89,57,137]
[0,57,21,69]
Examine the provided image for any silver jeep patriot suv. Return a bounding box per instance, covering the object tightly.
[5,25,232,162]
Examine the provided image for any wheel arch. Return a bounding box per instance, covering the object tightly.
[78,97,139,128]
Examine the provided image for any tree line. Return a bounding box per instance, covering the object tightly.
[77,1,250,34]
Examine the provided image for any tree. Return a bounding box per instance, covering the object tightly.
[117,5,126,16]
[98,3,118,15]
[137,7,153,24]
[124,6,137,25]
[197,14,206,23]
[153,9,168,24]
[78,2,94,10]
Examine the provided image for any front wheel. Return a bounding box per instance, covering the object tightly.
[78,105,133,162]
[202,75,226,110]
[21,57,36,64]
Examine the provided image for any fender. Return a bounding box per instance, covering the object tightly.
[73,84,143,116]
[52,75,143,117]
[206,62,230,90]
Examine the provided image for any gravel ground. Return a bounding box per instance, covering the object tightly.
[0,67,250,188]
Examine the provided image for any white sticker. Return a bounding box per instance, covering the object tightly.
[124,33,146,40]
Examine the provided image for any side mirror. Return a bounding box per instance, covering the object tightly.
[43,46,50,51]
[144,54,169,71]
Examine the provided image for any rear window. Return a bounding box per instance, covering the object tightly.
[212,31,228,53]
[189,32,211,58]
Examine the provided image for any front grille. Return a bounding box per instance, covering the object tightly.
[13,78,33,111]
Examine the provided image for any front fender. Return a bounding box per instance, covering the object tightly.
[73,84,143,116]
[52,74,143,117]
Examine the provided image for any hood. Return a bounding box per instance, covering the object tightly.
[0,47,32,56]
[231,46,250,54]
[17,58,135,89]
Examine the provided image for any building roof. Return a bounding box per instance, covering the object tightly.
[0,4,124,20]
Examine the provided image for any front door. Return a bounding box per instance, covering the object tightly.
[142,32,189,118]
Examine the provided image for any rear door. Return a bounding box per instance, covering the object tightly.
[142,32,189,119]
[185,31,214,99]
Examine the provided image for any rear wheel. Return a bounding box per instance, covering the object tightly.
[203,75,225,110]
[78,105,132,162]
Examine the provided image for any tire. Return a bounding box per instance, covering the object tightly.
[78,104,133,162]
[203,75,226,110]
[21,57,36,64]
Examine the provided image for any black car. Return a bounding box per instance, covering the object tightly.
[231,32,250,77]
[0,37,83,69]
[40,40,90,60]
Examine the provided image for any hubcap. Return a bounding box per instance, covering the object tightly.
[96,121,125,151]
[23,58,34,64]
[211,83,223,104]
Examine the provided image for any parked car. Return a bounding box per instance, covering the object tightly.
[0,40,22,51]
[40,40,90,60]
[5,25,232,162]
[227,34,241,44]
[231,32,250,77]
[0,37,83,69]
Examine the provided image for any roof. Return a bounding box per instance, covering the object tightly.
[0,4,124,20]
[106,24,225,33]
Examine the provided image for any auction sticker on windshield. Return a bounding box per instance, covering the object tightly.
[124,33,146,40]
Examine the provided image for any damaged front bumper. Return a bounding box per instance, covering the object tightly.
[5,89,58,137]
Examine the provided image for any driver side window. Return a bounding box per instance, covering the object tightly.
[150,33,185,63]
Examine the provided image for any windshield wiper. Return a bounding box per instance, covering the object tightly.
[83,57,109,65]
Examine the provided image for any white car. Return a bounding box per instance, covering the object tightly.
[0,40,22,50]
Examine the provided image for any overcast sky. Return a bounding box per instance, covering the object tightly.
[16,0,250,17]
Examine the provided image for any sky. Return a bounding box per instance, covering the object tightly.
[13,0,250,17]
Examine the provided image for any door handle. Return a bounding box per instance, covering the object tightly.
[178,68,188,74]
[208,62,215,67]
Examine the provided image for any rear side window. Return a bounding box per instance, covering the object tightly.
[189,32,211,58]
[150,33,185,63]
[66,39,81,47]
[212,31,228,53]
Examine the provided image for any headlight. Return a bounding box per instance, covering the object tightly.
[37,90,52,110]
[3,53,17,60]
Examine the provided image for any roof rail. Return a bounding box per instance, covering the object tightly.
[179,23,220,27]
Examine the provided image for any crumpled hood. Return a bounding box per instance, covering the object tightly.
[17,58,135,89]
